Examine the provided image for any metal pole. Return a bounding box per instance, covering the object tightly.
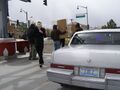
[26,12,28,28]
[20,9,28,28]
[77,5,89,29]
[86,7,89,29]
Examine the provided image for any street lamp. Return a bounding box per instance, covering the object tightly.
[20,8,28,28]
[77,5,89,29]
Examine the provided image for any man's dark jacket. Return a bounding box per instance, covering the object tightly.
[34,27,46,45]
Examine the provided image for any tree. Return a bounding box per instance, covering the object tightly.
[101,25,107,29]
[107,19,117,28]
[101,19,117,29]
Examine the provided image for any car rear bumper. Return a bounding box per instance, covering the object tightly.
[72,76,105,89]
[106,74,120,90]
[47,68,73,85]
[47,68,106,89]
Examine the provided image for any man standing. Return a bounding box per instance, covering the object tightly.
[51,25,61,50]
[75,23,83,32]
[27,24,37,60]
[34,21,46,68]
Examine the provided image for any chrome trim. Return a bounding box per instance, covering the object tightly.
[72,76,106,89]
[47,68,73,85]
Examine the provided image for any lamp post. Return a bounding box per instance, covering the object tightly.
[20,8,28,28]
[77,5,89,29]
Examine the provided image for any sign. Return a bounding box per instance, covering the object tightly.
[76,14,85,18]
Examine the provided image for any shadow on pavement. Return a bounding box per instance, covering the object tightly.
[4,58,31,65]
[0,54,39,66]
[58,85,99,90]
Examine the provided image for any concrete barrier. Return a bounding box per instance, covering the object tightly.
[16,39,29,54]
[0,38,16,59]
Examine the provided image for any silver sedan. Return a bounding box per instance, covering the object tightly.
[47,29,120,90]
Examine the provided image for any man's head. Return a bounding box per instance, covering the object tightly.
[75,23,80,28]
[37,21,42,29]
[53,25,57,30]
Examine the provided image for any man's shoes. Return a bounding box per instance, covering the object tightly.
[29,57,38,60]
[32,57,38,60]
[29,57,32,60]
[39,64,47,68]
[42,65,47,68]
[39,64,42,68]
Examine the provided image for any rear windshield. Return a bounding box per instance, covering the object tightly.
[71,32,120,45]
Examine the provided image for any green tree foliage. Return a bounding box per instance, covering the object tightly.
[102,19,117,29]
[101,25,107,29]
[17,21,28,39]
[18,22,27,32]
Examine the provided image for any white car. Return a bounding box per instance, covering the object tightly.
[47,29,120,90]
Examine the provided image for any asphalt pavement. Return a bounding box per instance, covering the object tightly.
[0,53,51,90]
[0,53,97,90]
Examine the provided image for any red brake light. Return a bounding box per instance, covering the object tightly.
[51,63,74,70]
[105,68,120,74]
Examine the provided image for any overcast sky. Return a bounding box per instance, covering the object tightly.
[8,0,120,28]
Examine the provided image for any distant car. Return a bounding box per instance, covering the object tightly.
[47,29,120,90]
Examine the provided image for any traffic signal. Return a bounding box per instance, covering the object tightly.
[43,0,47,6]
[27,0,31,2]
[20,0,31,2]
[17,20,19,26]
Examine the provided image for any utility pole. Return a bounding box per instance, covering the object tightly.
[20,8,29,28]
[77,5,89,29]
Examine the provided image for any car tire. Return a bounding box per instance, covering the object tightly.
[60,84,69,88]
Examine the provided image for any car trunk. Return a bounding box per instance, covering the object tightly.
[53,45,120,69]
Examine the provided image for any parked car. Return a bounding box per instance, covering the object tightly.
[47,29,120,90]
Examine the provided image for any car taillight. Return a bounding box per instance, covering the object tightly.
[105,68,120,74]
[50,63,74,70]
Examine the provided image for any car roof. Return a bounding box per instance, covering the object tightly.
[75,29,120,34]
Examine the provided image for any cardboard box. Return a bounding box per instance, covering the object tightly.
[71,24,76,33]
[57,19,67,32]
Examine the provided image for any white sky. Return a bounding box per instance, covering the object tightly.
[8,0,120,28]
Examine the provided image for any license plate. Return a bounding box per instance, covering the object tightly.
[80,67,99,77]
